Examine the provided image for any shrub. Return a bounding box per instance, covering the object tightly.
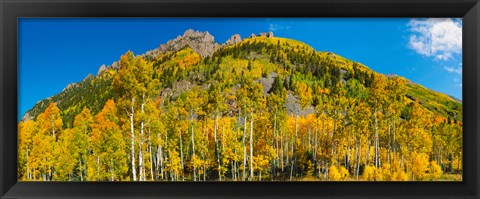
[412,153,429,180]
[393,170,408,181]
[429,161,443,179]
[380,163,392,180]
[362,165,375,181]
[339,166,349,180]
[328,165,341,180]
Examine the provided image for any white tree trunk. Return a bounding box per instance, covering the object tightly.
[191,117,196,181]
[179,130,184,181]
[214,114,221,180]
[249,110,254,181]
[130,97,137,181]
[243,114,247,181]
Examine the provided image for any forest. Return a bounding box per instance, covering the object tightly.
[18,34,462,181]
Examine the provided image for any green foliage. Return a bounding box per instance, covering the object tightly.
[406,83,462,122]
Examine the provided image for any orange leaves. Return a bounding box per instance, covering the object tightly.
[176,48,201,71]
[88,99,127,181]
[38,102,63,139]
[433,115,445,124]
[316,86,330,95]
[94,99,118,129]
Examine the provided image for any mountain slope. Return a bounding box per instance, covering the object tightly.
[22,29,462,127]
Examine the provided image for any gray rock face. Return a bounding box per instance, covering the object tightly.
[250,32,274,39]
[110,61,120,70]
[21,111,34,121]
[101,61,120,73]
[386,74,398,78]
[225,34,242,46]
[63,83,78,92]
[256,72,277,95]
[267,31,274,38]
[161,80,194,99]
[97,64,107,76]
[144,29,221,58]
[285,92,315,116]
[259,32,274,38]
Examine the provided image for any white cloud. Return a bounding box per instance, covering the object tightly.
[407,18,462,61]
[269,24,291,32]
[453,78,462,88]
[444,66,462,74]
[453,78,462,87]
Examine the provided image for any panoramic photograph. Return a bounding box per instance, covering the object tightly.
[18,18,462,181]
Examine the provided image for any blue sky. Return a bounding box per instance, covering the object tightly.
[18,18,462,121]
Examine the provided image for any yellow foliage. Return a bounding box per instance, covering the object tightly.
[392,170,408,181]
[295,82,313,109]
[373,167,384,181]
[452,156,462,171]
[380,163,392,180]
[328,165,341,181]
[362,165,375,181]
[429,161,443,179]
[411,152,429,180]
[390,160,408,181]
[338,166,349,180]
[253,155,270,173]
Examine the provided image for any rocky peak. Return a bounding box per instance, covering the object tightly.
[249,31,274,38]
[225,34,242,46]
[386,74,398,78]
[144,29,221,58]
[63,83,78,92]
[97,64,107,76]
[259,31,274,37]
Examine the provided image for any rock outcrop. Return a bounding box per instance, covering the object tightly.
[225,34,242,45]
[110,61,120,70]
[97,64,107,75]
[63,83,78,92]
[250,32,274,38]
[98,61,120,74]
[285,92,314,116]
[144,29,221,58]
[256,72,277,95]
[267,31,274,38]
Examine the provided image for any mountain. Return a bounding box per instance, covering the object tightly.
[144,29,221,59]
[19,29,463,182]
[22,29,462,127]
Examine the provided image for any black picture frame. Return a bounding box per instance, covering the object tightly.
[1,0,479,198]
